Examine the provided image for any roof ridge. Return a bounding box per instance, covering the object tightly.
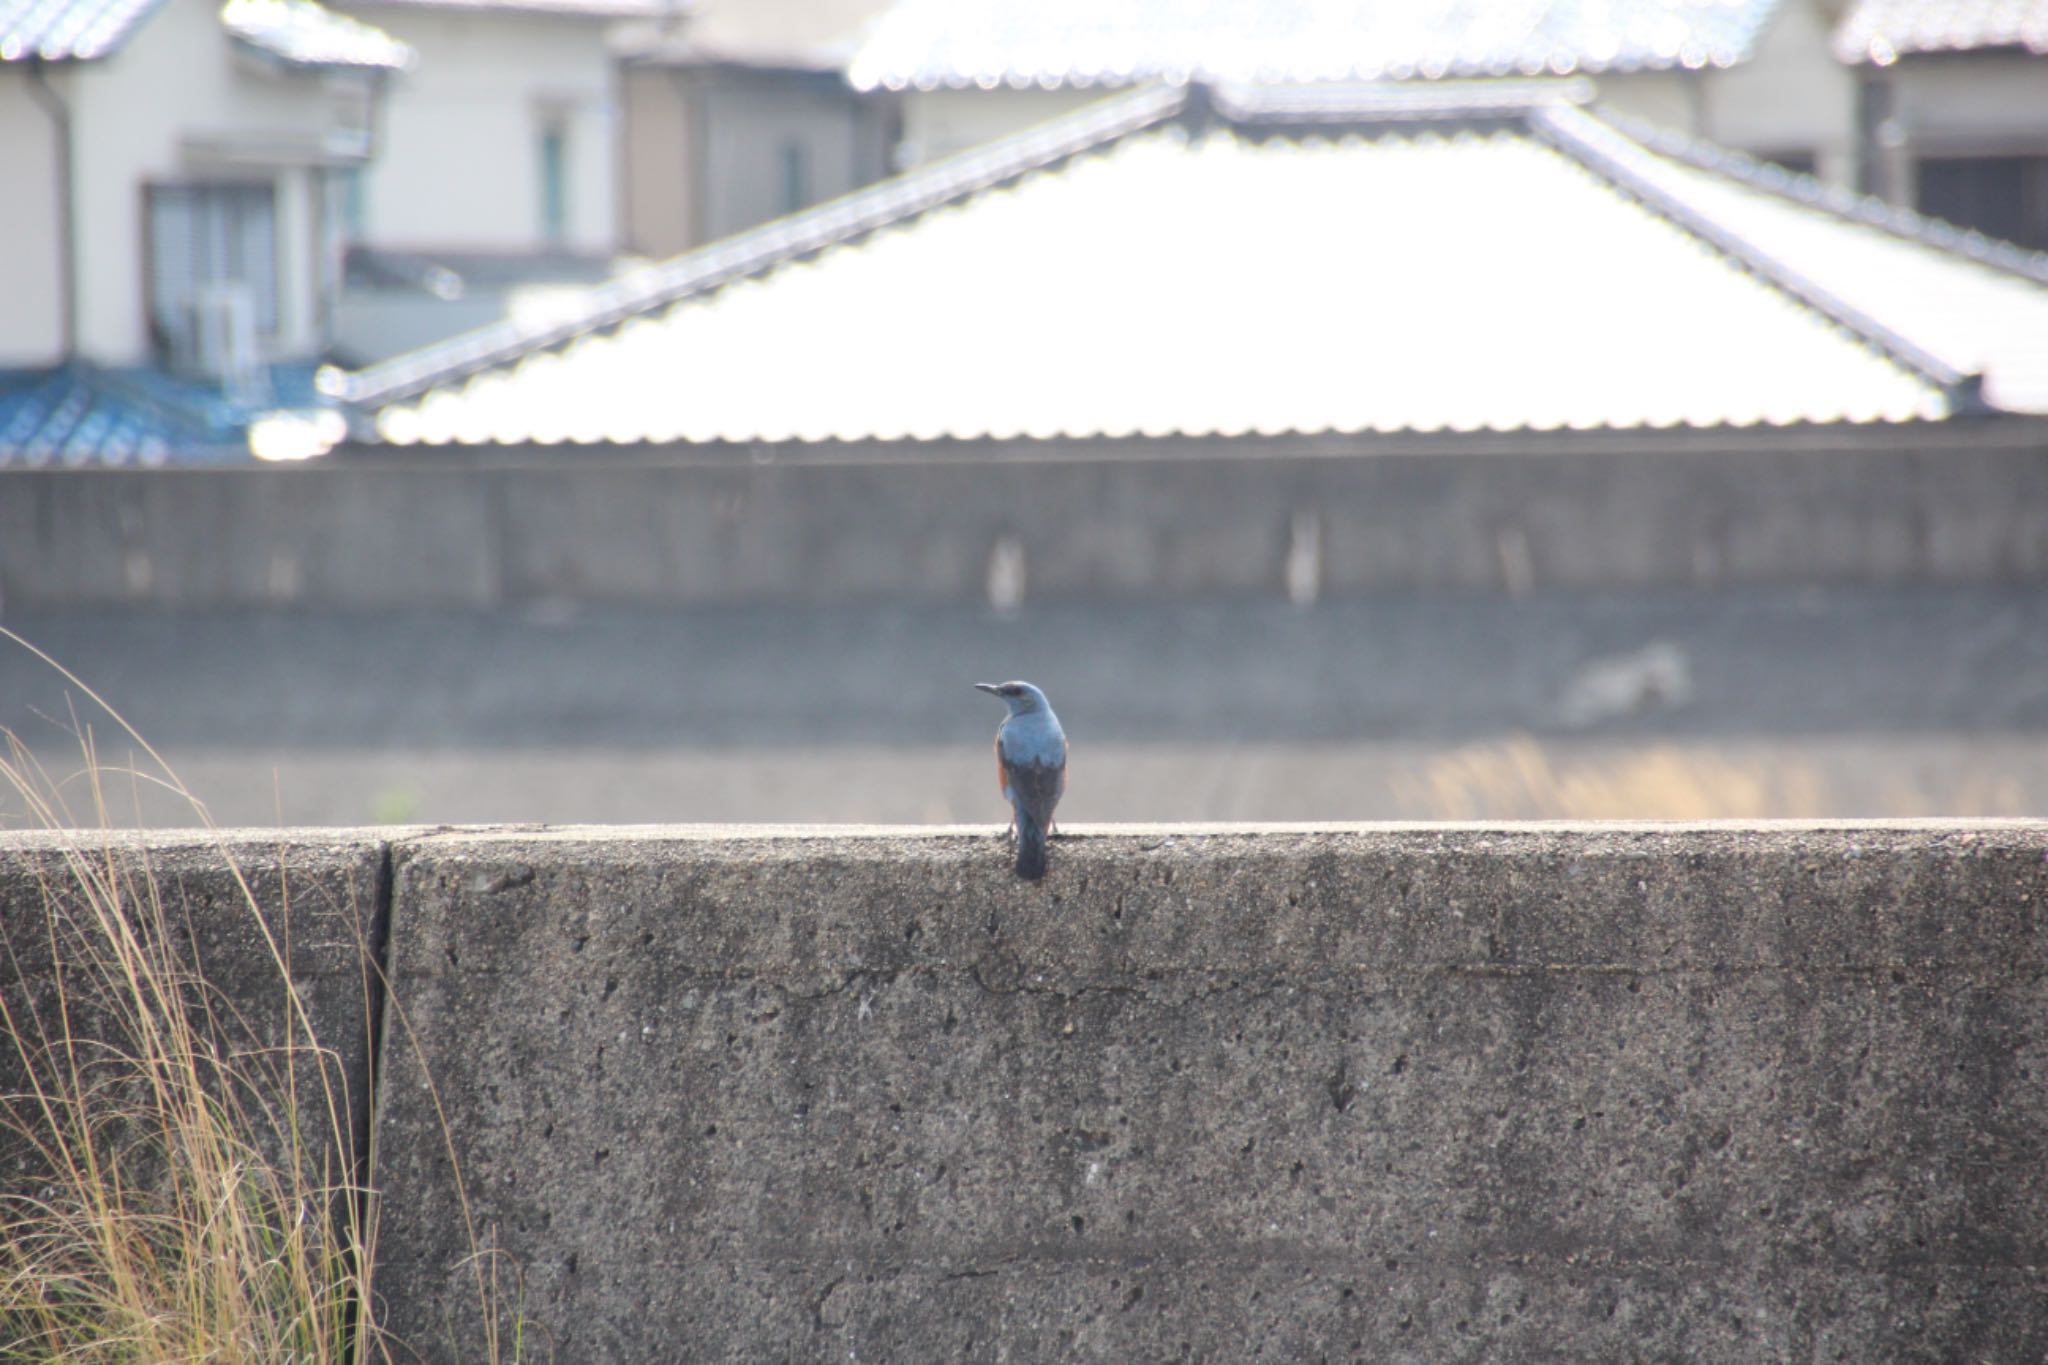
[1533,102,1980,403]
[1597,108,2048,286]
[1208,76,1593,125]
[330,83,1187,411]
[846,0,1785,92]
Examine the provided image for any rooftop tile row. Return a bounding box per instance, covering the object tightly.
[845,0,1786,92]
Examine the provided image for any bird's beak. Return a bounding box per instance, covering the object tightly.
[973,682,1001,695]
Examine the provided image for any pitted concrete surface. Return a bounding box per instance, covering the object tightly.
[0,831,388,1203]
[363,823,2048,1361]
[6,823,2046,1358]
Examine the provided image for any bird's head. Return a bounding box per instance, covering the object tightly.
[974,680,1049,715]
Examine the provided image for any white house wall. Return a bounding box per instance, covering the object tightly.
[0,75,68,366]
[335,6,617,252]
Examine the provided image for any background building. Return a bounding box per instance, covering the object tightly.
[1835,0,2048,249]
[325,0,669,363]
[847,0,1860,183]
[0,0,408,461]
[618,0,897,257]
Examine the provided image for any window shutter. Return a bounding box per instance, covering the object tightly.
[146,183,281,344]
[147,186,200,346]
[231,185,280,332]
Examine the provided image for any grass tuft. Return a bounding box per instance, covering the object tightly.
[0,626,532,1363]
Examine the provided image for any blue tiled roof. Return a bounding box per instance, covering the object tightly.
[846,0,1786,91]
[0,363,332,465]
[0,0,408,66]
[0,0,166,61]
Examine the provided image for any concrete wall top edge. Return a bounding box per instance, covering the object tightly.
[0,826,397,856]
[5,818,2048,855]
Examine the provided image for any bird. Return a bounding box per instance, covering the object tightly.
[974,680,1067,881]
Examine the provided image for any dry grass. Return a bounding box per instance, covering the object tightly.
[0,629,529,1363]
[1393,734,2033,820]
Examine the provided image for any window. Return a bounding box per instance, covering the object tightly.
[539,121,568,242]
[1916,155,2048,250]
[335,166,366,243]
[146,182,279,348]
[779,139,810,216]
[328,80,373,160]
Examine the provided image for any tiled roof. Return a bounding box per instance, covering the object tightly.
[340,0,673,19]
[0,363,334,465]
[337,80,2048,447]
[223,0,411,68]
[0,0,408,65]
[0,366,233,465]
[1834,0,2048,62]
[845,0,1784,91]
[1596,113,2048,412]
[0,0,166,61]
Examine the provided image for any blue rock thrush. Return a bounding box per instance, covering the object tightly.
[975,680,1068,881]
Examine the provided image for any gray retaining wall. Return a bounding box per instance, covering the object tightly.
[5,424,2048,609]
[5,823,2048,1359]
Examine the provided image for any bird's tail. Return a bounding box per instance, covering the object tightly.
[1015,811,1048,881]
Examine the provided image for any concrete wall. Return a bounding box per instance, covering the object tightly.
[6,822,2047,1360]
[0,832,388,1218]
[4,423,2048,609]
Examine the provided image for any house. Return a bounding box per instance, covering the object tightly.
[0,0,409,462]
[331,79,2048,448]
[322,0,671,364]
[619,0,899,259]
[846,0,1860,187]
[1834,0,2048,249]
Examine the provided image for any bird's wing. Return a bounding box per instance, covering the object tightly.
[1007,757,1065,827]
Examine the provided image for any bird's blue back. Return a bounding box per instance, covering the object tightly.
[999,706,1066,770]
